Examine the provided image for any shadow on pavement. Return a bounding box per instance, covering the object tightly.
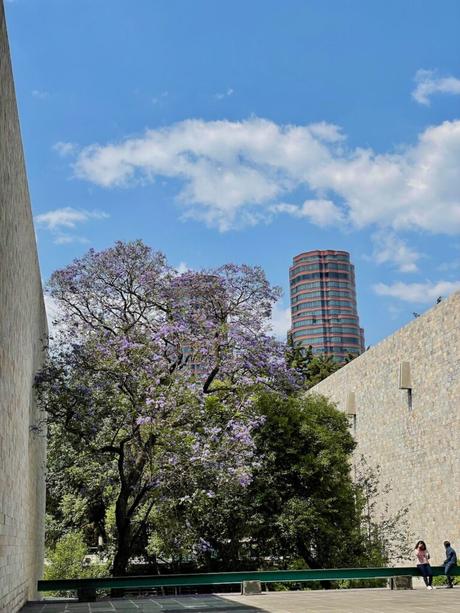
[21,594,270,612]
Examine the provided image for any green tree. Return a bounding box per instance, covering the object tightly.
[286,336,339,389]
[45,532,108,582]
[285,334,313,381]
[148,392,363,571]
[38,241,295,575]
[246,392,361,568]
[306,354,339,388]
[148,393,412,573]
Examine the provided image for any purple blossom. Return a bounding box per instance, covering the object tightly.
[196,537,212,553]
[136,416,153,425]
[237,472,252,487]
[41,240,298,527]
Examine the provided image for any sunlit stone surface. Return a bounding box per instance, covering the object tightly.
[0,1,47,611]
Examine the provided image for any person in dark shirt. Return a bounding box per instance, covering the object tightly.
[443,541,457,588]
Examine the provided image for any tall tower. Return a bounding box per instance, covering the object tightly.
[289,250,365,361]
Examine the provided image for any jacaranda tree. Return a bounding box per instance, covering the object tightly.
[147,392,361,572]
[36,240,297,575]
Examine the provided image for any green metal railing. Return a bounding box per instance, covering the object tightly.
[38,565,460,592]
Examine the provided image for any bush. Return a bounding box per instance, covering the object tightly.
[337,578,387,589]
[433,574,457,587]
[44,532,109,595]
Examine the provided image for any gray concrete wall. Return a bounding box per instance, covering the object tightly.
[0,2,48,611]
[310,292,460,565]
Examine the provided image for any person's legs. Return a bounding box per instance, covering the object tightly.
[418,564,429,586]
[445,562,454,587]
[426,565,433,587]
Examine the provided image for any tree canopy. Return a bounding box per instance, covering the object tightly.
[147,392,362,571]
[38,240,409,578]
[36,240,296,574]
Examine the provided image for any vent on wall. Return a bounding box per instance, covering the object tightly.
[399,361,413,410]
[346,391,356,415]
[346,391,356,433]
[399,362,412,389]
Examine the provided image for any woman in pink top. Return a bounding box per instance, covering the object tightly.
[415,540,434,589]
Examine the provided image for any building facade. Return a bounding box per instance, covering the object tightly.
[309,292,460,566]
[0,2,48,611]
[289,249,365,360]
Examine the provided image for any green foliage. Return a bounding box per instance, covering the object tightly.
[305,354,339,388]
[267,582,292,591]
[433,575,458,587]
[285,335,313,380]
[45,427,113,550]
[39,242,291,575]
[148,392,361,571]
[45,389,411,576]
[286,336,339,389]
[247,392,358,568]
[146,392,412,574]
[45,532,109,582]
[337,578,387,589]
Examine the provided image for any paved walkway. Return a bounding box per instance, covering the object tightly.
[21,587,460,613]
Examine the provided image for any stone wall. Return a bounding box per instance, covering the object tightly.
[0,2,48,611]
[310,292,460,565]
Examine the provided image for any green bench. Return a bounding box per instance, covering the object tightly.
[38,565,459,602]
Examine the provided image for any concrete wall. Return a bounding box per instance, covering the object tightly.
[0,2,48,611]
[310,292,460,565]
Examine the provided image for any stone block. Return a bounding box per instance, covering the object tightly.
[389,576,412,590]
[77,587,97,602]
[241,580,262,595]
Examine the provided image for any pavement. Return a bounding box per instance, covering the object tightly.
[20,587,460,613]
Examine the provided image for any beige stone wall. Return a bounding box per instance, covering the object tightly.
[310,292,460,566]
[0,2,48,611]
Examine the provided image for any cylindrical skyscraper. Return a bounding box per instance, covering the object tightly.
[289,249,365,361]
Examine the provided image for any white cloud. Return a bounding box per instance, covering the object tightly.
[308,121,345,143]
[373,280,460,303]
[269,301,291,340]
[412,69,460,106]
[72,117,460,235]
[271,199,345,227]
[32,89,49,100]
[176,261,190,274]
[437,260,460,272]
[53,234,90,245]
[215,88,234,100]
[34,207,109,245]
[53,141,78,157]
[35,207,109,230]
[371,231,422,273]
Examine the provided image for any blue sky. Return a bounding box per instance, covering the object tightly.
[5,0,460,345]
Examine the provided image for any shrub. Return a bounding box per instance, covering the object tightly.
[44,532,109,595]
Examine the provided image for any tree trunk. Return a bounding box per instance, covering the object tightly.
[112,485,132,585]
[112,524,131,576]
[111,513,132,597]
[111,441,151,582]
